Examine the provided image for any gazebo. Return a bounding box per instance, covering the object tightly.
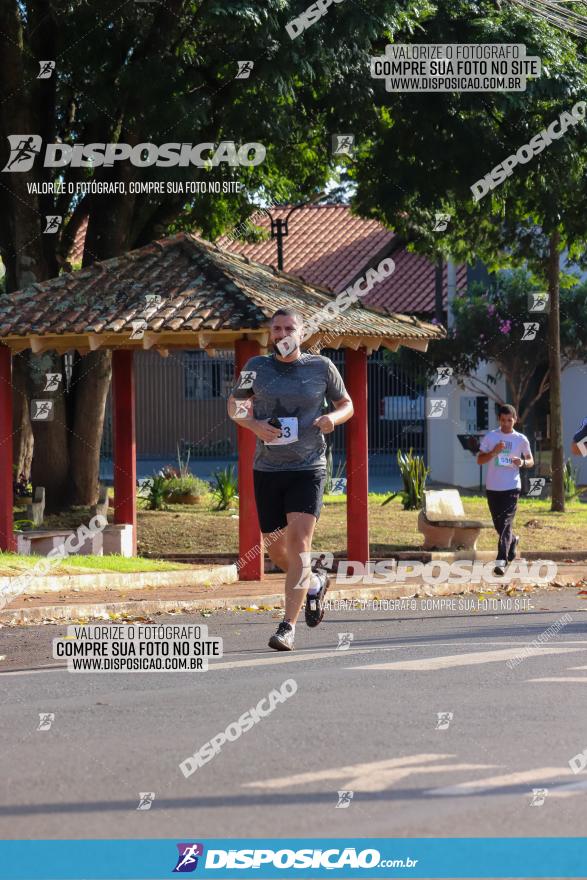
[0,232,444,579]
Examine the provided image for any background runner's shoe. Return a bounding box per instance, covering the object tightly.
[269,621,295,651]
[508,535,520,562]
[305,567,330,627]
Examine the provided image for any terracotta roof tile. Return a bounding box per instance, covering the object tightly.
[218,204,466,315]
[2,232,443,344]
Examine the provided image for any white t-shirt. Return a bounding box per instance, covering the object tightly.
[574,417,587,455]
[479,428,532,491]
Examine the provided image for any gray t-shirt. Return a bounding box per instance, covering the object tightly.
[232,353,348,472]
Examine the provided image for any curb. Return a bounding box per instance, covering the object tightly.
[148,551,587,565]
[0,564,238,596]
[0,581,541,626]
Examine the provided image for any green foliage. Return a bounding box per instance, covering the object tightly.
[140,475,170,511]
[382,449,430,510]
[324,444,346,494]
[388,269,587,426]
[211,465,239,511]
[563,458,580,500]
[165,475,210,499]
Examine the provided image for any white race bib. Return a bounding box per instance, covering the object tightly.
[497,453,515,467]
[264,417,299,446]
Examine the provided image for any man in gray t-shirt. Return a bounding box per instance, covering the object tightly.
[236,351,347,472]
[227,307,354,652]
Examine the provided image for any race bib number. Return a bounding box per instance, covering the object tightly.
[497,453,515,467]
[264,417,298,446]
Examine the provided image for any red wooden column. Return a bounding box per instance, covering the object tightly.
[112,350,137,555]
[0,346,15,552]
[234,338,263,581]
[345,347,369,565]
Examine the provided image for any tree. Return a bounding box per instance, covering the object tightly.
[392,270,587,431]
[0,0,424,510]
[350,0,587,510]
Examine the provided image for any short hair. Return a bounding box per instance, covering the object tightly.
[498,404,517,419]
[271,307,304,325]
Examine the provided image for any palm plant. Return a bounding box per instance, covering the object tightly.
[382,448,430,510]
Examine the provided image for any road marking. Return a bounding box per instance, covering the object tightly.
[427,767,572,796]
[0,641,582,677]
[527,677,587,683]
[351,645,587,671]
[244,755,497,793]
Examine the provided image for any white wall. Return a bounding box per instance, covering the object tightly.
[427,363,506,490]
[562,361,587,485]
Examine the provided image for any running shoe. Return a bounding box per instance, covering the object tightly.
[508,535,520,563]
[304,565,330,628]
[493,563,506,577]
[268,621,295,651]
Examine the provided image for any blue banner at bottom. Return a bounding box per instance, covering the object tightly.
[1,838,586,879]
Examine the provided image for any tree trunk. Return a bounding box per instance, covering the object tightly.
[11,353,34,480]
[547,230,565,512]
[64,172,137,506]
[67,351,112,506]
[27,351,70,512]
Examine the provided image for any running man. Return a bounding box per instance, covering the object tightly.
[477,404,534,577]
[571,417,587,457]
[227,308,354,651]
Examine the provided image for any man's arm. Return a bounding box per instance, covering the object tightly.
[571,441,581,456]
[477,440,505,465]
[226,395,281,443]
[313,395,354,433]
[513,452,534,468]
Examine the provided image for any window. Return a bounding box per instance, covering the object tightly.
[183,351,234,400]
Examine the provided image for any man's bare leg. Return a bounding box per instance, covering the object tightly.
[264,529,289,573]
[284,512,316,624]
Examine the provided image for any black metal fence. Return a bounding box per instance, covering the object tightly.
[101,349,428,474]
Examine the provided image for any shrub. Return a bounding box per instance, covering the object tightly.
[165,475,210,499]
[140,475,170,510]
[382,448,430,510]
[211,465,238,511]
[563,459,580,501]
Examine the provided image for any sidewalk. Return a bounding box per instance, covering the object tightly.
[2,564,586,626]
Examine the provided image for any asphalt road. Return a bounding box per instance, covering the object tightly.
[1,589,587,841]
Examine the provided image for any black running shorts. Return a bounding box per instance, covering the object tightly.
[253,468,327,534]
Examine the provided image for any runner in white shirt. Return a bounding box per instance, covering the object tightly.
[477,404,534,576]
[571,417,587,457]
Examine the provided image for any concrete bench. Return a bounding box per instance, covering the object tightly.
[417,489,493,551]
[16,524,133,557]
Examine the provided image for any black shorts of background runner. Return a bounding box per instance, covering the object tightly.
[486,488,520,562]
[253,468,326,534]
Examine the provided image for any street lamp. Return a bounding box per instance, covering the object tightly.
[271,192,325,271]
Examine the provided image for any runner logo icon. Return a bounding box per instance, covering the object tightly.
[173,843,204,872]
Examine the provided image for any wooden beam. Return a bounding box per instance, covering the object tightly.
[142,332,158,351]
[29,336,45,354]
[88,334,103,351]
[400,338,429,352]
[155,348,169,358]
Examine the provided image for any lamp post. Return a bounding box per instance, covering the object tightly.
[270,193,325,271]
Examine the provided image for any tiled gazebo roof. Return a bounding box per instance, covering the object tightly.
[0,232,444,355]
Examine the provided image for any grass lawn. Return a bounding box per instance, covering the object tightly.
[12,493,587,560]
[136,493,587,556]
[0,553,195,577]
